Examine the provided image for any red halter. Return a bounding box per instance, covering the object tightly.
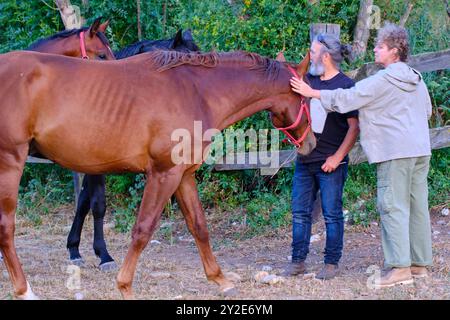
[271,65,311,148]
[79,31,89,59]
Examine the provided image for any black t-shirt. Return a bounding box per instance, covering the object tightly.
[299,72,358,164]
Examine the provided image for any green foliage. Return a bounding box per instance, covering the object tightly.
[424,71,450,127]
[18,164,73,226]
[111,174,145,233]
[428,149,450,208]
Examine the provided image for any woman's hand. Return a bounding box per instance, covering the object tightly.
[290,77,320,99]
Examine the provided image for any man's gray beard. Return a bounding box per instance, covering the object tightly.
[309,61,325,76]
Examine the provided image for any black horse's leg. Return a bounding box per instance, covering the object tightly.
[67,176,90,265]
[88,175,116,271]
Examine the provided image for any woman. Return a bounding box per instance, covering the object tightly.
[290,23,433,288]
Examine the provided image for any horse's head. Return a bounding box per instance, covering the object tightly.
[81,17,115,60]
[28,17,115,60]
[269,51,316,156]
[169,29,200,52]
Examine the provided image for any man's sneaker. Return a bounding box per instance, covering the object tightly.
[315,263,338,280]
[280,262,306,277]
[410,266,428,278]
[374,267,414,288]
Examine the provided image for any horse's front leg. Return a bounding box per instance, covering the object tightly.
[175,173,237,296]
[0,146,38,299]
[116,166,184,300]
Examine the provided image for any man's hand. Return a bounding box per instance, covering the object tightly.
[290,77,320,98]
[321,155,343,173]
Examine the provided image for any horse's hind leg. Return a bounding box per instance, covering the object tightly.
[0,147,38,299]
[88,175,116,271]
[67,176,90,265]
[174,173,236,296]
[117,166,184,300]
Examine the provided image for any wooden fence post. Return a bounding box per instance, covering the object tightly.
[309,23,340,43]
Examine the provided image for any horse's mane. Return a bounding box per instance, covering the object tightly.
[27,28,110,50]
[147,50,282,81]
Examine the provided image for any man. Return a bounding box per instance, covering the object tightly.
[282,34,359,280]
[291,24,433,287]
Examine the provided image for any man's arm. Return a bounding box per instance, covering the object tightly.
[321,117,360,173]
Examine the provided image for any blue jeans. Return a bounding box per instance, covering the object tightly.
[291,158,348,265]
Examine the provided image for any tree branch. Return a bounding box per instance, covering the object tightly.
[137,0,142,41]
[399,1,414,27]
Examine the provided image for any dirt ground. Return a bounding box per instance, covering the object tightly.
[0,205,449,300]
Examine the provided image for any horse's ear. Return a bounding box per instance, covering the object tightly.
[296,50,310,77]
[170,29,183,49]
[98,19,110,34]
[88,17,103,38]
[275,51,286,62]
[182,29,194,41]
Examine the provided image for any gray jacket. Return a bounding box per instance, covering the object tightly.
[320,62,432,164]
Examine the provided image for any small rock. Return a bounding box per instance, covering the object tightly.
[371,222,378,227]
[436,220,446,226]
[261,274,285,285]
[254,271,269,282]
[433,230,441,235]
[310,234,321,243]
[149,272,171,279]
[173,295,183,300]
[262,265,273,272]
[178,236,195,243]
[441,208,449,216]
[287,255,292,261]
[224,271,241,282]
[303,273,316,280]
[371,234,376,238]
[160,222,173,228]
[74,292,84,300]
[150,240,161,245]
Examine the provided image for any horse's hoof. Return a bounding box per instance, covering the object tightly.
[70,258,85,267]
[220,286,238,297]
[16,282,40,300]
[99,261,118,272]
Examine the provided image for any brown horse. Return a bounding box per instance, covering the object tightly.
[0,49,314,299]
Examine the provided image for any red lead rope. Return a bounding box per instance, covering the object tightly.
[271,65,311,148]
[79,31,89,59]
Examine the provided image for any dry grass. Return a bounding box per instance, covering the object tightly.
[1,206,449,300]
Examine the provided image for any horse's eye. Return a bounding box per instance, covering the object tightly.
[98,54,107,60]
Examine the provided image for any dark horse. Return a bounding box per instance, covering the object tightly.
[0,49,314,299]
[27,25,200,270]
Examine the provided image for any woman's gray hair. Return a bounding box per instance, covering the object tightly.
[376,23,409,62]
[314,34,353,66]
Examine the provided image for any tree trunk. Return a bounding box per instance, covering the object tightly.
[137,0,142,41]
[352,0,373,60]
[54,0,83,29]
